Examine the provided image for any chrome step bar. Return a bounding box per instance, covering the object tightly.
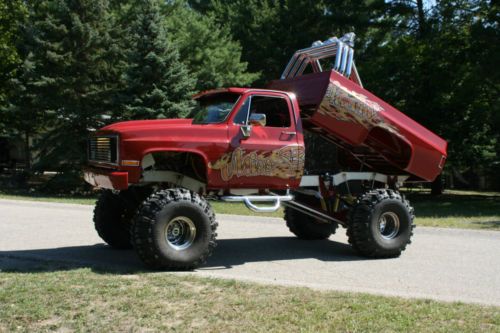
[221,194,294,213]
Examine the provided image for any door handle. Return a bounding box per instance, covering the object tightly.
[281,131,296,136]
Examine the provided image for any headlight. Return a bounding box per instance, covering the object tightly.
[88,134,119,165]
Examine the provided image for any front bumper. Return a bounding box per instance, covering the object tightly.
[83,167,129,190]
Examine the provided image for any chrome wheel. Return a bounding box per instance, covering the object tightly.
[378,212,400,240]
[165,216,196,250]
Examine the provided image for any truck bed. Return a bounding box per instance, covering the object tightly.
[268,70,447,181]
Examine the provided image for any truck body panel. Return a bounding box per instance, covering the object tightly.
[97,119,230,189]
[88,91,306,190]
[268,71,447,181]
[218,90,304,190]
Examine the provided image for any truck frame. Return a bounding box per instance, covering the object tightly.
[84,33,447,270]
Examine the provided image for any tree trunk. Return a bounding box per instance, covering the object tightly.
[24,131,30,170]
[416,0,427,38]
[431,173,443,195]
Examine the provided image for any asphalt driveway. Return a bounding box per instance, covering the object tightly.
[1,199,499,306]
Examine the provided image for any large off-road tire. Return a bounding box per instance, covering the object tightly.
[347,189,414,258]
[131,188,218,270]
[94,188,150,249]
[285,206,338,240]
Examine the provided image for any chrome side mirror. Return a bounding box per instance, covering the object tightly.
[240,125,252,139]
[249,113,266,127]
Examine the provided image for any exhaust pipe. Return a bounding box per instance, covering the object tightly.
[280,33,359,83]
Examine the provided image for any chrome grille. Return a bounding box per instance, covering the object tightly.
[88,135,118,164]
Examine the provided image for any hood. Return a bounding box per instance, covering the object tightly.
[96,118,227,145]
[101,118,193,133]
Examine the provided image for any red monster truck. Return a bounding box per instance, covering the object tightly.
[84,33,447,270]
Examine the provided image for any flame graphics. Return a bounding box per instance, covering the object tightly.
[209,146,305,181]
[319,80,398,133]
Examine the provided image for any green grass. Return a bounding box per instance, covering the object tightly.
[0,189,499,230]
[0,266,498,332]
[407,190,500,231]
[0,193,96,205]
[0,192,285,217]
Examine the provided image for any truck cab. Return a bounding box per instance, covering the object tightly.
[84,88,304,193]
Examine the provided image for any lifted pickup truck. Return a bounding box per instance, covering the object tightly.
[84,33,447,270]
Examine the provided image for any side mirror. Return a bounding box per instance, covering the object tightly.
[249,113,266,127]
[240,125,252,140]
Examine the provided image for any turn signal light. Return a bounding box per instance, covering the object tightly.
[121,160,140,167]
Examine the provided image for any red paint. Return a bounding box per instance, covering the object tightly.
[85,72,447,190]
[268,71,447,181]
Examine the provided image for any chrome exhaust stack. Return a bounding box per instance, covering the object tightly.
[280,32,362,87]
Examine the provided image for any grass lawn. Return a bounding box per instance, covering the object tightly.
[0,265,498,332]
[407,190,500,231]
[0,189,499,231]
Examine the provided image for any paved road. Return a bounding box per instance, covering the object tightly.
[1,199,499,306]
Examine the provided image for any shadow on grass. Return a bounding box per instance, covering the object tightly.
[0,237,364,274]
[470,220,500,228]
[406,192,500,219]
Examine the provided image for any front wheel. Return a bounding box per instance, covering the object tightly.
[347,189,414,258]
[131,188,218,270]
[93,188,150,249]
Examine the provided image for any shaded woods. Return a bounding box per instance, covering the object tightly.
[0,0,498,191]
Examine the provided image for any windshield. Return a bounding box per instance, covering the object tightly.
[190,92,240,124]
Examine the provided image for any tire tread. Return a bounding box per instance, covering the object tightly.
[285,206,338,240]
[347,189,415,258]
[131,188,217,270]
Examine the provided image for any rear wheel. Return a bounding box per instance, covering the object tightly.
[131,188,218,270]
[347,189,414,258]
[285,206,338,240]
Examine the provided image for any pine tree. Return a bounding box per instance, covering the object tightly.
[6,53,43,169]
[0,0,27,134]
[121,0,195,120]
[193,0,386,84]
[10,0,123,173]
[161,1,258,91]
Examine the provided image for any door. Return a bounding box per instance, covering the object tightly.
[223,93,303,189]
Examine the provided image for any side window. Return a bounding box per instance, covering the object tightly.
[250,96,291,128]
[233,98,250,125]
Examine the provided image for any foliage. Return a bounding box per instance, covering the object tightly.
[161,0,259,91]
[119,0,195,120]
[0,0,498,188]
[191,0,387,84]
[362,0,499,173]
[0,0,27,90]
[0,0,27,134]
[10,0,123,172]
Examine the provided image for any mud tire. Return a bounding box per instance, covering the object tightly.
[347,189,414,258]
[285,206,338,240]
[94,188,150,249]
[131,188,217,270]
